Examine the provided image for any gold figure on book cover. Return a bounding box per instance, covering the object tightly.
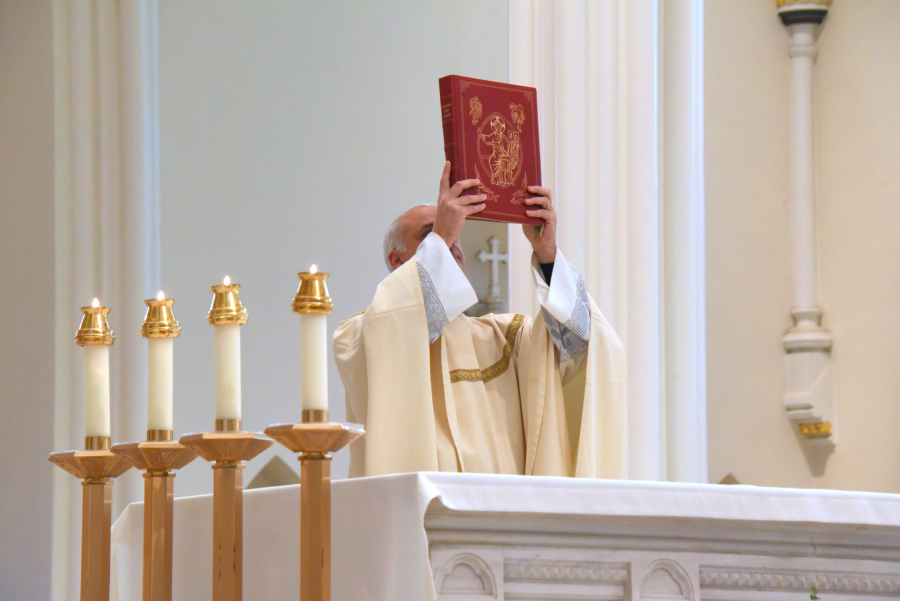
[477,107,524,188]
[469,97,483,125]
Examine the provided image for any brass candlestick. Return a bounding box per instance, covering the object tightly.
[265,270,365,601]
[49,439,132,601]
[179,426,273,601]
[50,303,127,601]
[265,416,364,601]
[111,294,194,601]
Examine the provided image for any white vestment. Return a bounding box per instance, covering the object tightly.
[333,233,626,479]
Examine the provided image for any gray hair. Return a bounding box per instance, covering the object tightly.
[383,204,435,271]
[383,216,408,271]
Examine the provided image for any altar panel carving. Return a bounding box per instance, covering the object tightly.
[503,559,628,601]
[700,567,900,599]
[435,552,498,599]
[641,559,694,601]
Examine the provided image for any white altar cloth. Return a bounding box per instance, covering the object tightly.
[111,473,900,601]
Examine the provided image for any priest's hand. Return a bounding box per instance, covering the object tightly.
[523,186,558,263]
[433,161,487,248]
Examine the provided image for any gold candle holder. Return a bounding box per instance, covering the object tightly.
[111,440,197,601]
[49,448,132,601]
[76,302,116,346]
[209,279,249,325]
[142,297,182,338]
[293,270,334,314]
[265,417,364,601]
[178,429,273,601]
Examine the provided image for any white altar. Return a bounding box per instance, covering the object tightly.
[111,473,900,600]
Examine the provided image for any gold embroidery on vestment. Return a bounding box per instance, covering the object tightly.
[449,314,525,383]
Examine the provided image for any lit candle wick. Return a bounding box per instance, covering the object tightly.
[310,264,318,274]
[157,290,165,301]
[92,298,100,308]
[223,275,231,286]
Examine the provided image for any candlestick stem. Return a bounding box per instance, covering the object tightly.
[264,422,364,601]
[49,449,132,601]
[213,461,243,601]
[144,470,175,600]
[82,478,113,601]
[111,440,198,601]
[179,431,273,601]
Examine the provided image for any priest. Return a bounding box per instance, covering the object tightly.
[333,162,626,479]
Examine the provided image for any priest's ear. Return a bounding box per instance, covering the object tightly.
[388,250,404,271]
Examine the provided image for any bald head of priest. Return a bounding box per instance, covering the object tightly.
[333,162,627,480]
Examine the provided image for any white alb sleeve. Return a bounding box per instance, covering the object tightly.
[532,249,590,362]
[415,232,479,343]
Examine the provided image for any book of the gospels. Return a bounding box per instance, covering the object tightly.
[439,75,543,226]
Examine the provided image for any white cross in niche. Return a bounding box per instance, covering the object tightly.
[477,236,509,313]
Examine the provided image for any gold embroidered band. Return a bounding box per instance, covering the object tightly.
[449,314,525,384]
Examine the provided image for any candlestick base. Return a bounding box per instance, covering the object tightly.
[264,422,364,601]
[111,441,198,601]
[178,431,273,601]
[49,449,133,601]
[264,422,363,455]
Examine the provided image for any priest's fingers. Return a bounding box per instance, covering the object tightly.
[527,185,553,204]
[464,202,487,215]
[525,208,554,222]
[450,178,481,198]
[460,194,487,206]
[439,161,451,195]
[523,195,551,210]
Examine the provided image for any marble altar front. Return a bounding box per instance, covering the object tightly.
[111,473,900,600]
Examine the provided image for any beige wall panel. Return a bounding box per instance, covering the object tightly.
[815,0,900,493]
[705,0,814,488]
[0,0,56,598]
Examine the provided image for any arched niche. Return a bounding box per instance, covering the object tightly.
[640,559,694,601]
[435,552,497,598]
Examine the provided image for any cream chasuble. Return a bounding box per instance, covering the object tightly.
[333,234,626,479]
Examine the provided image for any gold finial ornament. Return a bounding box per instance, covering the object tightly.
[775,0,831,26]
[293,266,334,315]
[208,277,249,325]
[141,294,182,338]
[75,299,115,346]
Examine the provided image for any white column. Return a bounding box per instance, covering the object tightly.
[622,0,664,482]
[788,23,819,315]
[661,0,707,483]
[51,1,161,598]
[778,10,835,445]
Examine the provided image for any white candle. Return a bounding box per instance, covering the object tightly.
[83,298,111,438]
[215,323,242,420]
[301,313,328,410]
[147,336,174,431]
[84,344,111,437]
[300,265,328,411]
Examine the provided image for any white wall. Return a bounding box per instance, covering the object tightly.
[814,0,900,492]
[157,0,509,493]
[706,0,900,492]
[0,1,56,599]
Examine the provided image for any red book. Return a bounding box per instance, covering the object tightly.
[439,75,543,226]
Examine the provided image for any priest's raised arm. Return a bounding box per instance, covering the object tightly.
[333,162,626,479]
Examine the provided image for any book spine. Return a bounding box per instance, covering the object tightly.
[439,76,461,185]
